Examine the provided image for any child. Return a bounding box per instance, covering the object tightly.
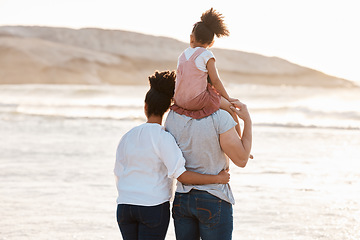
[171,8,241,134]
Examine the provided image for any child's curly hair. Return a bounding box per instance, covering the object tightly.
[192,8,230,44]
[145,70,176,117]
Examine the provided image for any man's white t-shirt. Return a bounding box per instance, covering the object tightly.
[114,123,187,206]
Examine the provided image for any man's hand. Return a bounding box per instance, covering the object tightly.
[229,101,251,122]
[230,102,254,160]
[228,97,239,103]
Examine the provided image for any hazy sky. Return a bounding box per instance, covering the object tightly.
[1,0,359,83]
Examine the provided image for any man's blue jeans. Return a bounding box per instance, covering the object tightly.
[172,189,233,240]
[117,201,170,240]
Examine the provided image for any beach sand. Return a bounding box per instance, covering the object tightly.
[1,84,359,239]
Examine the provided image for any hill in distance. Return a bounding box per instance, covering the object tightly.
[0,26,355,87]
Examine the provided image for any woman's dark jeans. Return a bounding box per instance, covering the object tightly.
[116,201,170,240]
[172,190,233,240]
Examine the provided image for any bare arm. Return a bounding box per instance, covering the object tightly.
[220,102,252,167]
[177,169,230,185]
[207,58,231,100]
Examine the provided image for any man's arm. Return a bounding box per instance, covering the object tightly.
[220,102,252,168]
[177,169,230,185]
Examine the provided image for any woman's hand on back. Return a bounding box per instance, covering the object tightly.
[217,169,230,184]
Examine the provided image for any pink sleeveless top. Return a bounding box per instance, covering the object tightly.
[171,47,221,119]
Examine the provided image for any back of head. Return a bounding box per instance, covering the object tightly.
[145,70,176,117]
[192,8,229,44]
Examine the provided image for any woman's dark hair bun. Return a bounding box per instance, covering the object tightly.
[148,70,176,97]
[201,8,229,38]
[145,70,176,117]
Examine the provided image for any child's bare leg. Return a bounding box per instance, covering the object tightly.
[220,97,241,136]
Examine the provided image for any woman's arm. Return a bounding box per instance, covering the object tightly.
[177,169,230,185]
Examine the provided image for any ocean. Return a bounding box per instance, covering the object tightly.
[0,84,359,239]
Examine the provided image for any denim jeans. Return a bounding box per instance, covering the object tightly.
[116,201,170,240]
[172,189,233,240]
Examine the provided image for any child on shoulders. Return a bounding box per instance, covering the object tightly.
[171,8,241,134]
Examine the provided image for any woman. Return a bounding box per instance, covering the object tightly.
[114,70,230,240]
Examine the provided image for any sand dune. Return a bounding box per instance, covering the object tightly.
[0,26,355,87]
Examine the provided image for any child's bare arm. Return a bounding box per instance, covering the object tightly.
[207,58,231,100]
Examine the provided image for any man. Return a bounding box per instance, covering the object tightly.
[165,102,252,240]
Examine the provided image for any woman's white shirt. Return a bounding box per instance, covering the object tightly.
[114,123,186,206]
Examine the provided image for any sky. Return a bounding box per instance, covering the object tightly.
[1,0,359,83]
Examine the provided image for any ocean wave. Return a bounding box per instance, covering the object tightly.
[1,106,359,130]
[1,84,360,130]
[254,122,360,131]
[0,103,145,121]
[252,106,360,121]
[0,109,146,122]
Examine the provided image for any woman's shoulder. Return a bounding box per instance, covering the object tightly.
[124,123,162,136]
[143,123,171,136]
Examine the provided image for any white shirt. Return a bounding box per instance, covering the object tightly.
[177,47,216,72]
[114,123,187,206]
